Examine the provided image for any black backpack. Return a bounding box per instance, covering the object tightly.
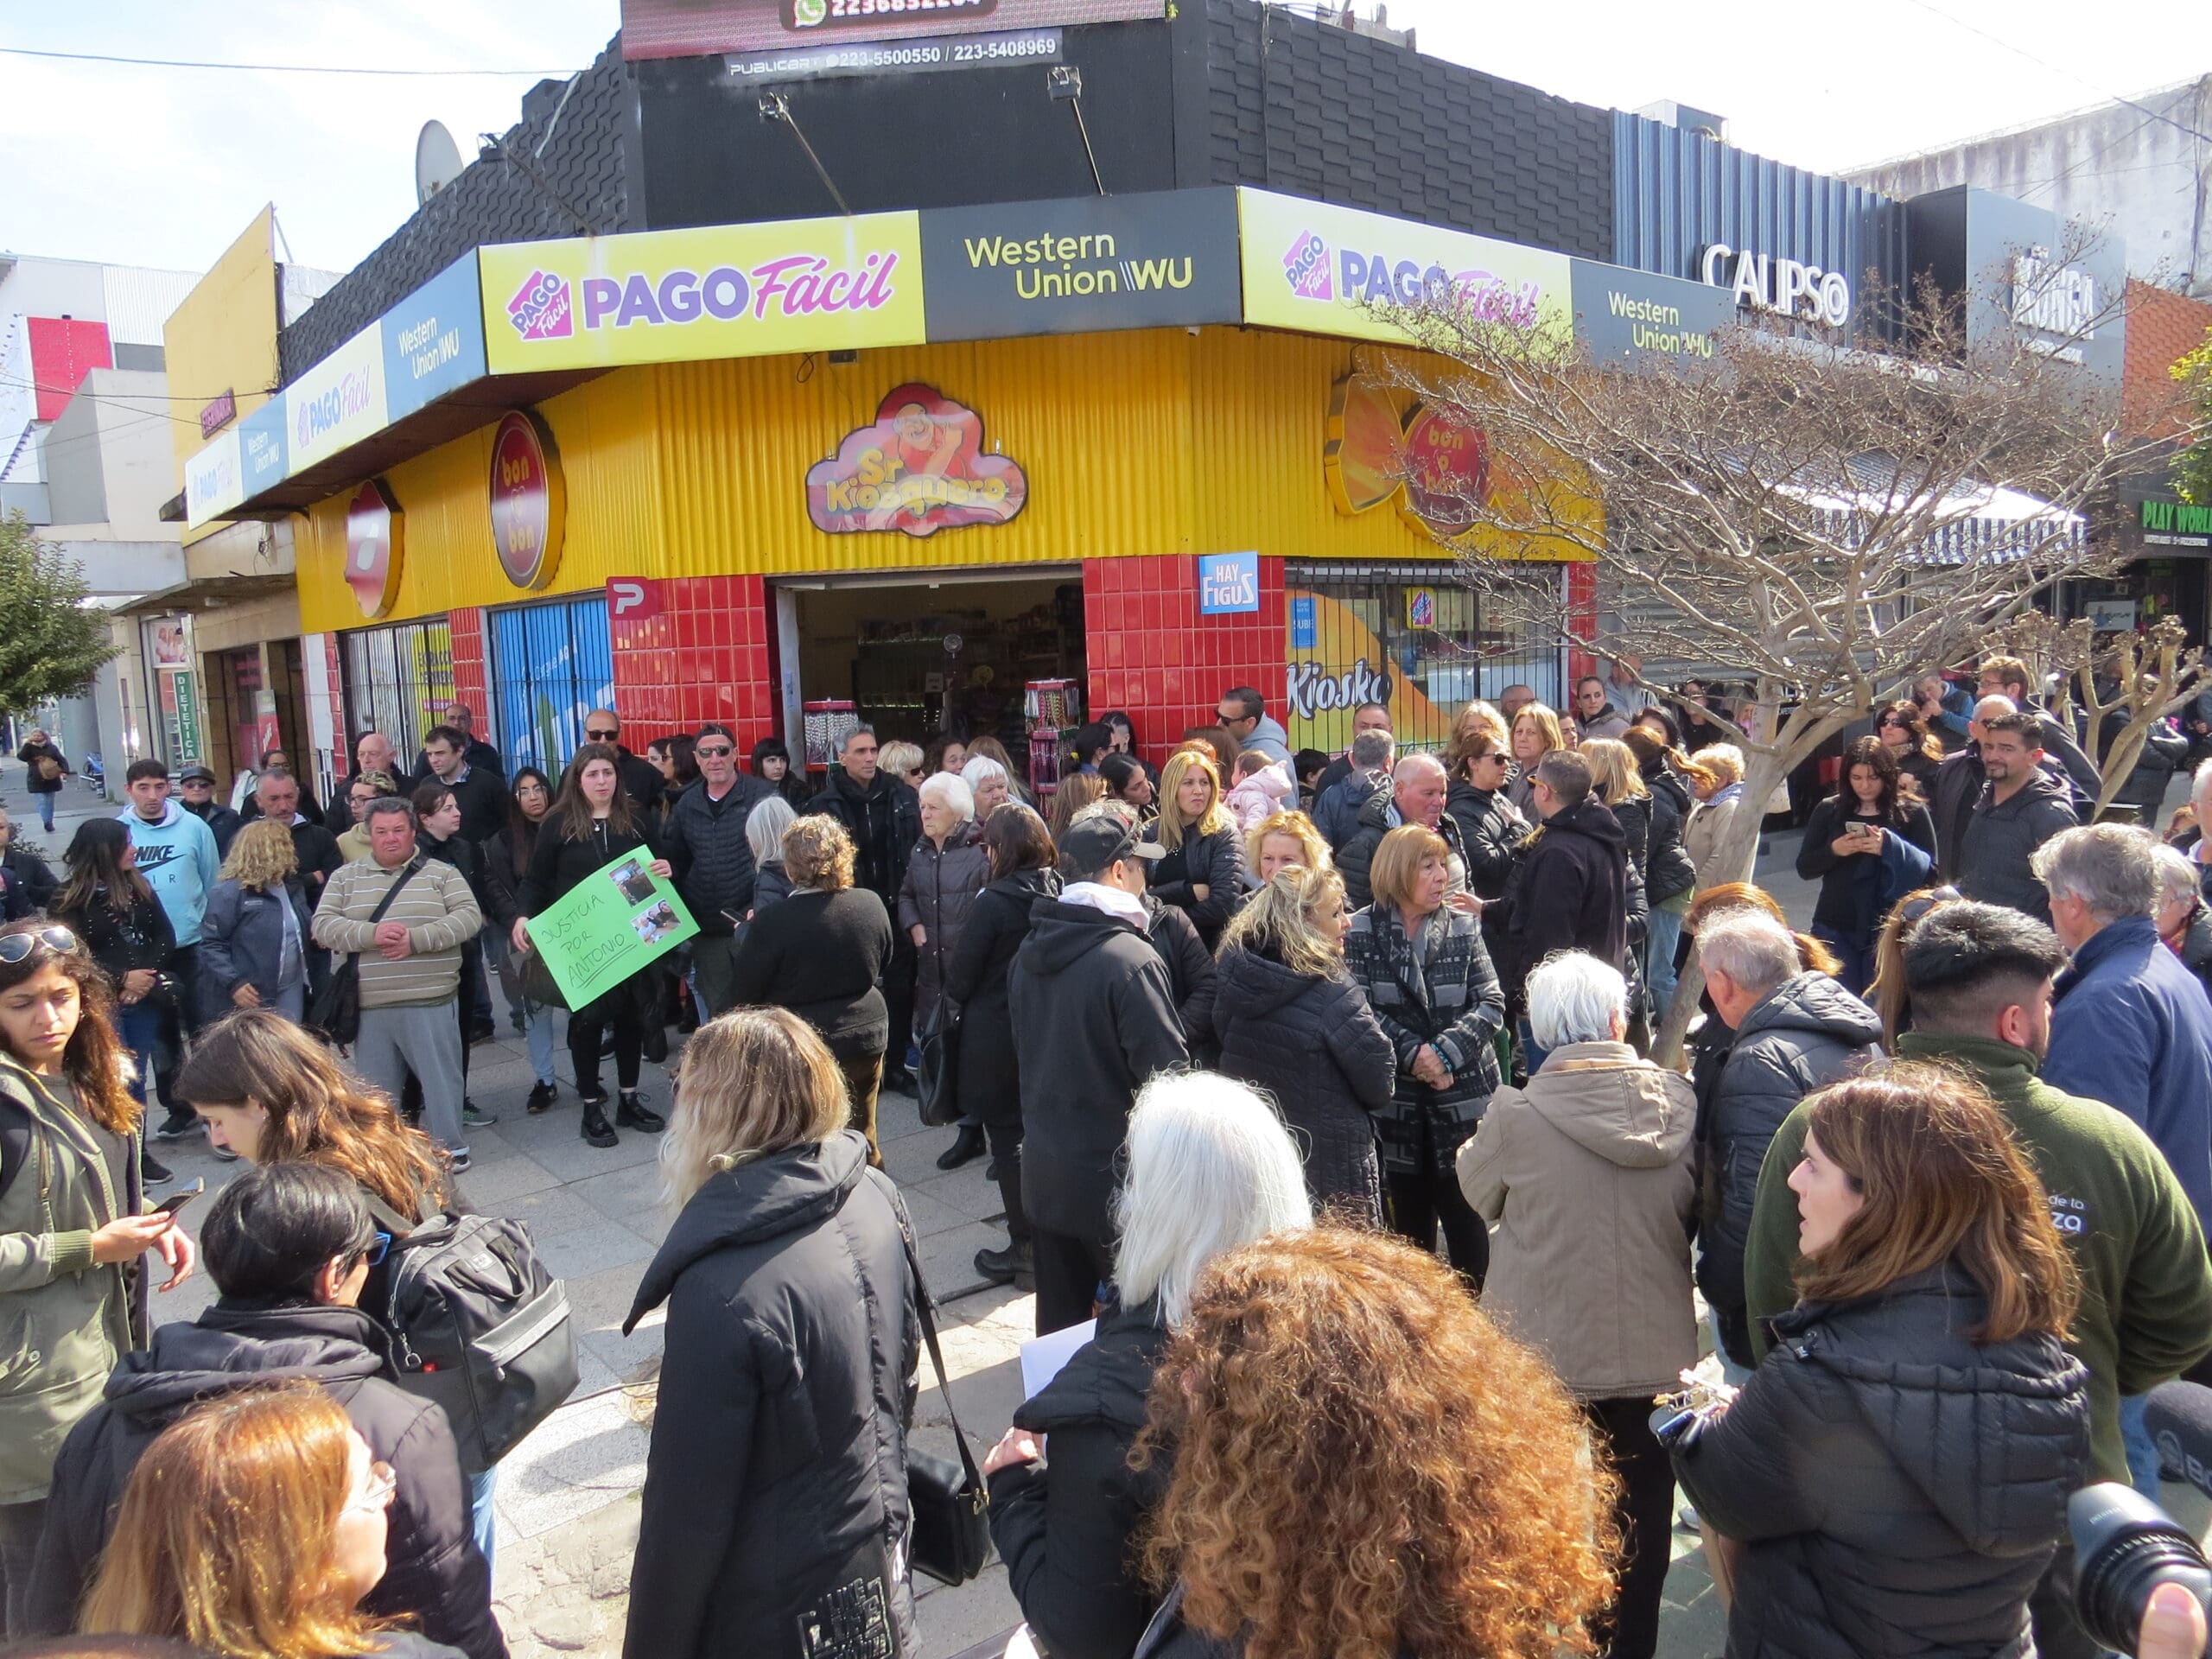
[371,1204,580,1474]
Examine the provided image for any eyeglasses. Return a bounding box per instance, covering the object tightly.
[587,728,620,741]
[696,744,734,758]
[358,1230,392,1268]
[347,1459,398,1515]
[0,926,77,964]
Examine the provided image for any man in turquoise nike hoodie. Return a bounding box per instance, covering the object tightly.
[115,759,219,1138]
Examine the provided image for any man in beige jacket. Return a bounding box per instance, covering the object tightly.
[1458,950,1696,1659]
[312,798,481,1167]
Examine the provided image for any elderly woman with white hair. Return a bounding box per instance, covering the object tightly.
[960,752,1013,827]
[1457,950,1698,1659]
[2152,840,2212,1003]
[899,771,993,1166]
[982,1071,1312,1659]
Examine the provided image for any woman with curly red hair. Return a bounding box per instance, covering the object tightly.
[1130,1227,1619,1659]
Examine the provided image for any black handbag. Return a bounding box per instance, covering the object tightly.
[898,1224,990,1585]
[914,1005,963,1128]
[307,861,421,1046]
[514,943,571,1011]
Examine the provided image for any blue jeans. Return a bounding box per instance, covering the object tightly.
[34,794,53,833]
[467,1466,498,1571]
[2121,1393,2162,1498]
[118,1001,163,1107]
[1643,903,1685,1026]
[524,999,566,1089]
[1517,1018,1551,1079]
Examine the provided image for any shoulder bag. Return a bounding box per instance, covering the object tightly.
[898,1221,990,1585]
[307,860,421,1046]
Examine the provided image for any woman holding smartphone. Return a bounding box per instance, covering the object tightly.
[1793,736,1936,995]
[0,919,194,1633]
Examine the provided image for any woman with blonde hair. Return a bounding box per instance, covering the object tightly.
[1244,809,1331,887]
[1669,1068,2088,1659]
[1343,823,1504,1280]
[77,1384,454,1658]
[728,817,894,1156]
[626,1007,918,1659]
[1212,868,1396,1220]
[879,740,925,792]
[1129,1229,1619,1659]
[202,818,314,1023]
[1141,749,1246,950]
[1505,701,1565,816]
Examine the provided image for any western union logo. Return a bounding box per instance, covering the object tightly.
[963,232,1194,299]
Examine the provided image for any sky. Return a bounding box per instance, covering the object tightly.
[4,0,2210,280]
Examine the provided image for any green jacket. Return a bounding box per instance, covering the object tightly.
[0,1052,143,1503]
[1745,1032,2212,1484]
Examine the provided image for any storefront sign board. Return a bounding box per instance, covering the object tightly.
[920,189,1242,340]
[290,324,390,472]
[346,480,404,620]
[1568,260,1733,369]
[184,429,243,526]
[237,397,289,497]
[620,0,1165,60]
[1237,188,1572,346]
[489,410,566,590]
[480,213,927,374]
[2141,496,2212,551]
[200,388,236,439]
[523,849,699,1011]
[1198,552,1260,614]
[381,255,488,422]
[806,383,1028,537]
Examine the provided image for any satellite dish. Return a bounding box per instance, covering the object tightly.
[415,121,465,206]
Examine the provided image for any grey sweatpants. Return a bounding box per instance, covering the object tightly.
[353,1000,466,1149]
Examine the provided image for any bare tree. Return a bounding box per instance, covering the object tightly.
[1370,248,2158,1059]
[2070,616,2209,819]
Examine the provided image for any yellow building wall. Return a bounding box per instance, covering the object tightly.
[293,326,1558,635]
[163,210,281,548]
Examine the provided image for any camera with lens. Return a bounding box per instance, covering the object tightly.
[2070,1484,2212,1654]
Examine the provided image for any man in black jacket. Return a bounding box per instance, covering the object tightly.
[1497,750,1630,1014]
[811,727,925,1090]
[1980,653,2101,802]
[1932,694,2012,878]
[255,770,343,904]
[420,725,512,846]
[329,729,402,835]
[1306,701,1394,802]
[1958,711,2084,924]
[1008,812,1189,1335]
[1337,753,1465,910]
[664,722,773,1017]
[582,709,663,816]
[176,762,242,856]
[26,1164,503,1659]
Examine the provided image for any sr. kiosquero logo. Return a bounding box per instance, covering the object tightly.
[807,384,1028,539]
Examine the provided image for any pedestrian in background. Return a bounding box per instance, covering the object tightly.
[1460,950,1695,1659]
[662,722,773,1020]
[647,734,699,798]
[984,1071,1313,1659]
[200,818,314,1025]
[336,770,399,864]
[1127,1229,1618,1659]
[1245,809,1331,886]
[743,795,796,920]
[1142,750,1245,950]
[1957,710,2081,924]
[1344,823,1503,1280]
[1505,700,1565,816]
[0,811,55,914]
[15,729,67,835]
[116,760,219,1144]
[623,1007,917,1659]
[901,773,988,1144]
[1682,744,1751,892]
[1097,752,1155,823]
[484,766,559,1108]
[175,763,241,858]
[2152,842,2212,1001]
[810,728,921,1095]
[748,736,812,810]
[1875,700,1946,795]
[1622,726,1700,1021]
[1794,734,1938,994]
[1214,866,1396,1224]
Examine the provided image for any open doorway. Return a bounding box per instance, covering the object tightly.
[776,569,1085,786]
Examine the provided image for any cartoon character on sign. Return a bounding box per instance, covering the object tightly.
[806,383,1028,538]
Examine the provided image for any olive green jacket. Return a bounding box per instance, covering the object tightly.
[0,1052,143,1503]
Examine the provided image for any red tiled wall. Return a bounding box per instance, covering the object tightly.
[323,634,347,747]
[1085,556,1287,763]
[609,575,778,757]
[447,607,489,727]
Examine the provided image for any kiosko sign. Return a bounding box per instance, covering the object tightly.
[920,189,1242,341]
[489,411,565,590]
[479,213,927,373]
[807,384,1028,538]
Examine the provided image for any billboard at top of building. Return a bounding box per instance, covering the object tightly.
[1237,188,1573,347]
[479,213,928,374]
[380,254,486,422]
[620,0,1166,60]
[288,322,388,473]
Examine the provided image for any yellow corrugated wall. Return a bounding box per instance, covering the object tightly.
[292,327,1489,635]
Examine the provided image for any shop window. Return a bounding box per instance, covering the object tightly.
[341,620,455,765]
[490,595,615,775]
[1285,563,1561,753]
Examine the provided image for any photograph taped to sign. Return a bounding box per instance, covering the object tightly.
[621,0,1165,60]
[527,851,700,1008]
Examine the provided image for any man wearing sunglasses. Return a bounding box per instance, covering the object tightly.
[582,709,664,817]
[661,722,774,1019]
[26,1162,502,1659]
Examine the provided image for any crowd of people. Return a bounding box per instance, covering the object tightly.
[5,657,2212,1659]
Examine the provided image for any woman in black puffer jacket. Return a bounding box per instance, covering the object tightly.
[624,1008,918,1659]
[1624,727,1700,1021]
[1141,751,1245,950]
[897,773,989,1039]
[1669,1068,2088,1659]
[1212,867,1395,1222]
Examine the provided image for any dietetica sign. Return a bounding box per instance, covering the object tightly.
[1700,244,1852,328]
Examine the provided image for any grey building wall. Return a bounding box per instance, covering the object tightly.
[1847,76,2212,298]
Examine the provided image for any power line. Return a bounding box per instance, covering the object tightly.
[1,45,582,78]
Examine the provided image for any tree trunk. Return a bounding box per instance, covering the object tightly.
[1651,746,1791,1068]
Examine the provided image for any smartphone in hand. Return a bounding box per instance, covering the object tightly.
[151,1178,207,1218]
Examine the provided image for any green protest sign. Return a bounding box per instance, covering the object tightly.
[524,851,698,1009]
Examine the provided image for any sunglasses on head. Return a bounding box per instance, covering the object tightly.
[0,926,78,964]
[1896,887,1962,927]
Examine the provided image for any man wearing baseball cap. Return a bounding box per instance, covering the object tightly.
[1008,804,1189,1335]
[175,764,240,858]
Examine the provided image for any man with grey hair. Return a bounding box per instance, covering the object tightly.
[1337,750,1466,910]
[1691,906,1880,1370]
[1314,725,1397,851]
[2036,824,2212,1226]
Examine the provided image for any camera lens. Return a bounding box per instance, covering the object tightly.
[2070,1484,2212,1653]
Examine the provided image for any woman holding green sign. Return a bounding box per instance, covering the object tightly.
[514,744,672,1150]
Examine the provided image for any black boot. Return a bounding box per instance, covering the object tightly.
[616,1089,665,1133]
[580,1100,619,1149]
[974,1151,1034,1288]
[936,1122,986,1171]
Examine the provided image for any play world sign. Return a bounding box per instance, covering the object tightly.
[1700,244,1852,328]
